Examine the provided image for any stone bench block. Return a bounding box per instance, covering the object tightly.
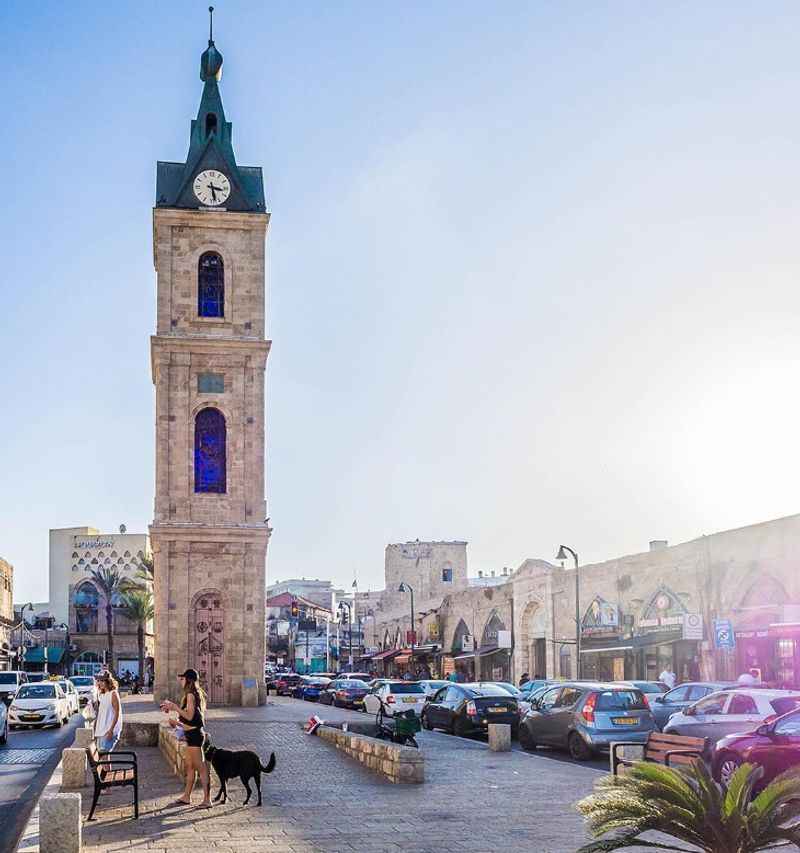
[40,793,81,853]
[488,723,511,752]
[61,748,88,789]
[73,728,94,748]
[317,725,424,783]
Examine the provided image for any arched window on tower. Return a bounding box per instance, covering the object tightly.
[74,582,99,633]
[205,113,218,138]
[194,408,227,493]
[198,252,224,318]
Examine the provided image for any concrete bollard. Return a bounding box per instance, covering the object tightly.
[40,793,82,853]
[61,748,88,789]
[73,728,94,748]
[488,723,511,752]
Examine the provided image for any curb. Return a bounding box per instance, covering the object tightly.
[15,758,66,853]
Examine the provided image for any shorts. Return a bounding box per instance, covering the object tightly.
[184,728,205,748]
[98,734,119,752]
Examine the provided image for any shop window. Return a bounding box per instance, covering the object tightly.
[441,567,453,583]
[728,694,758,715]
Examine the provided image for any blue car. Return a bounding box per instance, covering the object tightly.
[292,677,331,701]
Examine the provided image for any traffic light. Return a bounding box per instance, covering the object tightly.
[290,600,299,618]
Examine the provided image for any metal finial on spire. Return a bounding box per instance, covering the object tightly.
[209,6,214,42]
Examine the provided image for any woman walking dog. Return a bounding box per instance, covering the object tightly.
[160,668,212,808]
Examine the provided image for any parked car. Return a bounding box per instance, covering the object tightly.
[364,681,427,718]
[275,674,302,696]
[492,682,532,715]
[8,682,70,729]
[519,679,553,694]
[291,677,331,701]
[418,679,449,698]
[520,682,655,761]
[621,681,669,698]
[25,673,46,683]
[69,675,98,707]
[320,679,370,708]
[336,672,372,682]
[647,681,734,730]
[0,671,28,705]
[713,705,800,787]
[0,698,8,744]
[56,680,80,716]
[423,682,519,737]
[663,688,800,740]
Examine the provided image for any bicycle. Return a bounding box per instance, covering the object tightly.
[374,696,421,748]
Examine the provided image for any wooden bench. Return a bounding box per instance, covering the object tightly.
[611,731,709,776]
[85,741,139,820]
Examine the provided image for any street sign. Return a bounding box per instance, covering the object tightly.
[682,613,703,640]
[714,619,736,650]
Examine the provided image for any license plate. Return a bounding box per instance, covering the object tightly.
[613,717,638,725]
[488,707,507,714]
[22,715,41,721]
[402,697,417,704]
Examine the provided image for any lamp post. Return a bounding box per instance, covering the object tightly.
[338,601,352,672]
[54,622,71,676]
[398,582,415,657]
[556,545,581,679]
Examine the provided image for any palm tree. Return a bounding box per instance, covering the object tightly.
[120,589,154,681]
[577,761,800,852]
[135,552,154,587]
[88,567,125,673]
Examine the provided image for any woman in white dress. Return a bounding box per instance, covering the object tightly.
[94,672,123,752]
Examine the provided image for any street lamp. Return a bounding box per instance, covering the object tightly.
[556,545,581,679]
[398,582,415,656]
[338,601,353,672]
[54,622,71,676]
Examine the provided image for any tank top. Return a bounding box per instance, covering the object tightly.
[95,689,123,738]
[180,693,205,730]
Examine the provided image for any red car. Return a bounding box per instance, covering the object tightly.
[713,706,800,788]
[275,674,302,696]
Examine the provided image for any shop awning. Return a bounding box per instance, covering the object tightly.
[411,644,439,656]
[23,646,65,664]
[371,649,401,662]
[580,645,634,655]
[453,651,475,661]
[394,655,411,665]
[769,622,800,637]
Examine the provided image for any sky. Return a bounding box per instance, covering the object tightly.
[4,1,800,604]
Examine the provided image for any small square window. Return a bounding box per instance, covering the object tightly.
[198,373,224,393]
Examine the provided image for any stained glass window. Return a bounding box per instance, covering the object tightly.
[198,252,224,318]
[195,407,227,493]
[74,582,99,633]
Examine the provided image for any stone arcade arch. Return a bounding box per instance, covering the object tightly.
[518,599,547,679]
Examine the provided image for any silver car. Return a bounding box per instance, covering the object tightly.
[663,688,800,740]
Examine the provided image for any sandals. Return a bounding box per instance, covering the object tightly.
[170,799,191,806]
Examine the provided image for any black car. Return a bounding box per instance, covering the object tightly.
[319,679,370,709]
[422,682,519,737]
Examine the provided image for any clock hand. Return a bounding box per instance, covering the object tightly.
[207,183,218,202]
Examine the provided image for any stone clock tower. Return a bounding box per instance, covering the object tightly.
[150,20,270,706]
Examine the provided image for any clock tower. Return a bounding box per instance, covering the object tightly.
[150,14,270,706]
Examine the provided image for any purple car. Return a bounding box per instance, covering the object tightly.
[320,679,370,709]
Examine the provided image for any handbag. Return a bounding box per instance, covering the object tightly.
[175,725,185,741]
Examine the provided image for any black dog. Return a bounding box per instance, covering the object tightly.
[203,737,276,806]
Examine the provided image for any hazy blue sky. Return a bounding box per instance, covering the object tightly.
[5,1,800,603]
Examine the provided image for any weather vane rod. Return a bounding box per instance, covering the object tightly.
[209,6,214,42]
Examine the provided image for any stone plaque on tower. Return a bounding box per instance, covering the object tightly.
[150,10,271,705]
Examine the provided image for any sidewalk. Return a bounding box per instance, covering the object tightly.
[66,696,606,853]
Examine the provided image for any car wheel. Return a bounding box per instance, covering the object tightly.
[454,715,469,738]
[568,732,592,762]
[518,725,537,751]
[422,711,434,731]
[0,719,7,745]
[717,753,742,787]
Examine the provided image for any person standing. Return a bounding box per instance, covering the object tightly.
[519,672,530,687]
[160,669,212,809]
[94,672,123,752]
[659,666,676,690]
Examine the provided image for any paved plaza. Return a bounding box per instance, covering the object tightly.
[44,696,611,853]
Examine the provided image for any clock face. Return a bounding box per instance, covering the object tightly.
[193,170,231,206]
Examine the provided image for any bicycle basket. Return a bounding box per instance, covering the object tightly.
[394,712,422,736]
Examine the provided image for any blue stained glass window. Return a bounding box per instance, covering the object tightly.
[74,582,99,633]
[195,408,227,493]
[198,252,224,318]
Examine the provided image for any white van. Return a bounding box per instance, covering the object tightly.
[0,671,28,705]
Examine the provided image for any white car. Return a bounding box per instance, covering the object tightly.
[363,681,427,717]
[56,680,80,716]
[69,675,98,708]
[418,679,449,698]
[9,682,70,729]
[0,700,8,744]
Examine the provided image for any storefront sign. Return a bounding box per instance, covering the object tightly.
[636,586,689,635]
[715,619,736,649]
[581,597,619,636]
[73,538,116,550]
[682,613,703,640]
[461,635,474,652]
[497,630,512,649]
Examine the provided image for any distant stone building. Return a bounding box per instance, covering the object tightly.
[266,578,343,610]
[0,558,13,667]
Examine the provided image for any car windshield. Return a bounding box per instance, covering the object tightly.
[771,697,800,716]
[596,689,647,711]
[470,684,514,697]
[0,673,19,684]
[17,685,56,699]
[340,681,368,688]
[70,677,93,686]
[635,683,667,693]
[57,682,70,692]
[388,683,424,694]
[492,683,522,697]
